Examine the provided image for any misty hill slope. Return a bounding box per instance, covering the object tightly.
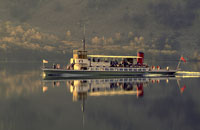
[0,0,200,60]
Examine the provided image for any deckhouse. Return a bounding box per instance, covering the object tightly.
[70,49,146,71]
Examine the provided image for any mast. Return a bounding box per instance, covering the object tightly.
[83,25,86,51]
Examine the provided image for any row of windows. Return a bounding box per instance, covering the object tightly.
[88,67,149,72]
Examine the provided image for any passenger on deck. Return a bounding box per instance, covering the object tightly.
[67,65,70,70]
[110,61,116,67]
[56,64,60,69]
[115,60,119,67]
[53,64,56,69]
[122,60,128,67]
[70,63,74,70]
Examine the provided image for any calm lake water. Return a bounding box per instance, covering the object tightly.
[0,61,200,130]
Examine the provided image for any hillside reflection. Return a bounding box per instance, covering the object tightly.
[0,70,42,99]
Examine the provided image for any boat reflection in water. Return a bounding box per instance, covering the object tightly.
[43,77,183,104]
[69,78,145,102]
[42,76,189,127]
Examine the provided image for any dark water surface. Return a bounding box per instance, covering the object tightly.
[0,62,200,130]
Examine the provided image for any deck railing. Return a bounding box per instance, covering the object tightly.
[87,67,149,72]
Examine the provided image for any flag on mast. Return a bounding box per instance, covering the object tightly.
[180,56,186,63]
[43,59,48,63]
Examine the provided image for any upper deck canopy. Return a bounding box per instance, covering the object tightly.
[87,55,141,59]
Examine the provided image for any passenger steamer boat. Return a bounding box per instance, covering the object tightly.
[42,34,178,79]
[42,51,178,79]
